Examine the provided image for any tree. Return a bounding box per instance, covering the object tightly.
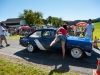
[19,9,43,26]
[33,11,43,26]
[47,16,52,24]
[57,18,63,27]
[46,16,63,27]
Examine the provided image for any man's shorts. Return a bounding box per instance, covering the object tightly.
[57,34,66,42]
[85,34,92,40]
[0,35,6,41]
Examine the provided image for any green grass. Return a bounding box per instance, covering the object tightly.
[6,35,21,40]
[0,59,80,75]
[93,22,100,47]
[93,22,100,40]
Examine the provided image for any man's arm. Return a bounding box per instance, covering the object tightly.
[92,24,94,32]
[92,28,94,32]
[1,27,5,32]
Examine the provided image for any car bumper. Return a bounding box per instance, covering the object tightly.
[19,42,28,47]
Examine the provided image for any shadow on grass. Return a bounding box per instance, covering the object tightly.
[48,63,69,75]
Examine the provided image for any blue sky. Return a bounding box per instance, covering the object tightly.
[0,0,100,21]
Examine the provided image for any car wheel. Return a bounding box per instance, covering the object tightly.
[27,44,35,52]
[70,48,83,59]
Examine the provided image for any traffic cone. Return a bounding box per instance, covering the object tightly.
[93,58,100,75]
[93,36,98,49]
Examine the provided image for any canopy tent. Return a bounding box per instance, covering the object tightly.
[19,26,30,29]
[70,25,76,28]
[76,22,87,27]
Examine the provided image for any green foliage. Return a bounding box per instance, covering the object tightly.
[47,16,52,24]
[19,9,43,26]
[46,16,64,27]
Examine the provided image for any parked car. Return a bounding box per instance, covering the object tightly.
[19,28,92,59]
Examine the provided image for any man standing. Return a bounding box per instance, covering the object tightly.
[85,19,94,40]
[68,25,72,36]
[0,23,10,47]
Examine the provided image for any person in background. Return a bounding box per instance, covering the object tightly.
[49,25,53,28]
[68,25,72,36]
[81,27,85,37]
[0,23,10,47]
[41,26,44,29]
[33,27,36,31]
[84,19,94,40]
[25,29,28,36]
[8,27,11,35]
[46,24,68,59]
[14,27,17,35]
[76,26,80,36]
[71,27,74,36]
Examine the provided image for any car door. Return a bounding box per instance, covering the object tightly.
[28,30,46,50]
[42,30,62,51]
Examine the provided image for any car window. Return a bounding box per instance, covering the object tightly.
[29,31,42,37]
[43,30,55,37]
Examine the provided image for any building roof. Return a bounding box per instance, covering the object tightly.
[4,18,21,24]
[0,21,5,23]
[2,18,47,24]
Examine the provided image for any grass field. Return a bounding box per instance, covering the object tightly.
[6,35,21,40]
[0,58,79,75]
[93,22,100,40]
[93,22,100,47]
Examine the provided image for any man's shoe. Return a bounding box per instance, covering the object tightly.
[0,45,4,47]
[6,44,10,47]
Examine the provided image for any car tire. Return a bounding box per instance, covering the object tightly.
[27,44,35,52]
[70,48,83,59]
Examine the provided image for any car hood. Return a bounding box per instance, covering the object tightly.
[67,36,91,42]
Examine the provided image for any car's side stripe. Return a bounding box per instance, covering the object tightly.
[34,39,46,50]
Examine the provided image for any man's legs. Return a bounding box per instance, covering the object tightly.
[3,35,10,46]
[0,40,2,46]
[0,35,4,47]
[4,40,8,45]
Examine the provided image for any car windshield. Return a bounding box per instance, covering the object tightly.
[29,31,42,37]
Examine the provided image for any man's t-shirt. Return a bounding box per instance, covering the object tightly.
[85,24,94,35]
[0,25,5,35]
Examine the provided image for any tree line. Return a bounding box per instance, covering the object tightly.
[19,9,100,27]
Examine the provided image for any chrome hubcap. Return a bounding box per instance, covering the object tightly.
[71,48,82,58]
[27,44,34,52]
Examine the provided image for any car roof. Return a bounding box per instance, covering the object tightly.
[37,28,58,31]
